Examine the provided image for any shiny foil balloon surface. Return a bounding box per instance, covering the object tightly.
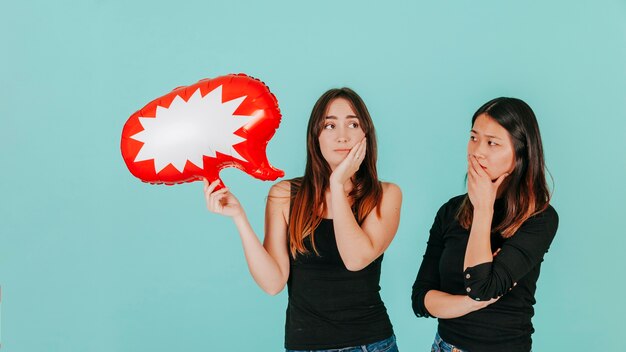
[121,74,284,188]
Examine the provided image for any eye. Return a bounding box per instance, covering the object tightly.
[488,141,499,146]
[324,123,335,130]
[348,121,360,129]
[470,135,477,141]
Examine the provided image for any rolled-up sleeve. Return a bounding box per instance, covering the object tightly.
[411,204,447,318]
[463,206,559,301]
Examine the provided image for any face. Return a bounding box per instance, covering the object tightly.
[318,98,366,170]
[468,113,516,181]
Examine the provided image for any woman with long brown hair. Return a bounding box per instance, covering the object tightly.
[204,88,402,351]
[412,97,558,352]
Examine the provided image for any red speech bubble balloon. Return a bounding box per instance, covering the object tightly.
[121,74,284,188]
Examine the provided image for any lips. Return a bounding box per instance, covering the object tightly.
[334,149,351,153]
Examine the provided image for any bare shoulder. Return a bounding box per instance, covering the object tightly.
[378,182,402,214]
[381,181,402,199]
[269,180,291,197]
[267,180,291,208]
[363,181,402,229]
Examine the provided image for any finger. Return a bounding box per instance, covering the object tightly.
[494,172,509,187]
[467,165,476,180]
[468,158,479,179]
[472,156,490,178]
[352,141,366,163]
[207,188,229,211]
[348,141,360,157]
[469,156,486,177]
[209,188,229,204]
[212,188,230,198]
[467,155,478,174]
[206,192,215,211]
[467,169,476,189]
[488,296,500,304]
[352,138,366,156]
[203,178,209,192]
[212,192,227,212]
[493,248,502,257]
[212,196,221,212]
[359,137,367,149]
[358,138,367,159]
[206,179,221,194]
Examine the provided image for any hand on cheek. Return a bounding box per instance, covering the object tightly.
[467,155,508,210]
[330,138,367,187]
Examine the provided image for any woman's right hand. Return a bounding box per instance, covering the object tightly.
[203,178,244,218]
[467,155,508,211]
[467,295,500,312]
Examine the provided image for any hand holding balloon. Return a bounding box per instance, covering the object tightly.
[203,179,244,218]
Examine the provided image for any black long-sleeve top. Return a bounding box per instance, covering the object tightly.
[412,195,558,352]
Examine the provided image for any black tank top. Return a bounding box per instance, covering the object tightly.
[285,181,393,350]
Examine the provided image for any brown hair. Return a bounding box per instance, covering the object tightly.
[457,97,551,238]
[288,88,382,257]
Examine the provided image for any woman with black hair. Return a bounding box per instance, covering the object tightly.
[412,97,558,352]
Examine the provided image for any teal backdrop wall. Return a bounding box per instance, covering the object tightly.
[1,1,625,350]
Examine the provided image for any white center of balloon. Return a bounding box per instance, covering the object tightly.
[130,86,254,173]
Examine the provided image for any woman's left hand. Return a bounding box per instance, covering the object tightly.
[467,155,508,210]
[330,138,367,187]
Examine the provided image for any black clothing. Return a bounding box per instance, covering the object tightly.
[285,181,393,350]
[412,195,558,352]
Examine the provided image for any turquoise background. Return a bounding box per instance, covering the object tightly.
[1,0,625,350]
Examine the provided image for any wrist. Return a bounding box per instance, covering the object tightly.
[232,212,248,224]
[464,295,483,311]
[472,205,494,215]
[329,180,345,192]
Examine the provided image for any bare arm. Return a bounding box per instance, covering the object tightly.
[204,179,290,295]
[328,138,402,271]
[424,290,498,319]
[330,181,402,271]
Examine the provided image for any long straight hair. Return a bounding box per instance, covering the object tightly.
[288,88,382,257]
[457,97,551,238]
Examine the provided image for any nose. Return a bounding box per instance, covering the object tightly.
[336,126,349,143]
[472,150,485,159]
[469,141,486,159]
